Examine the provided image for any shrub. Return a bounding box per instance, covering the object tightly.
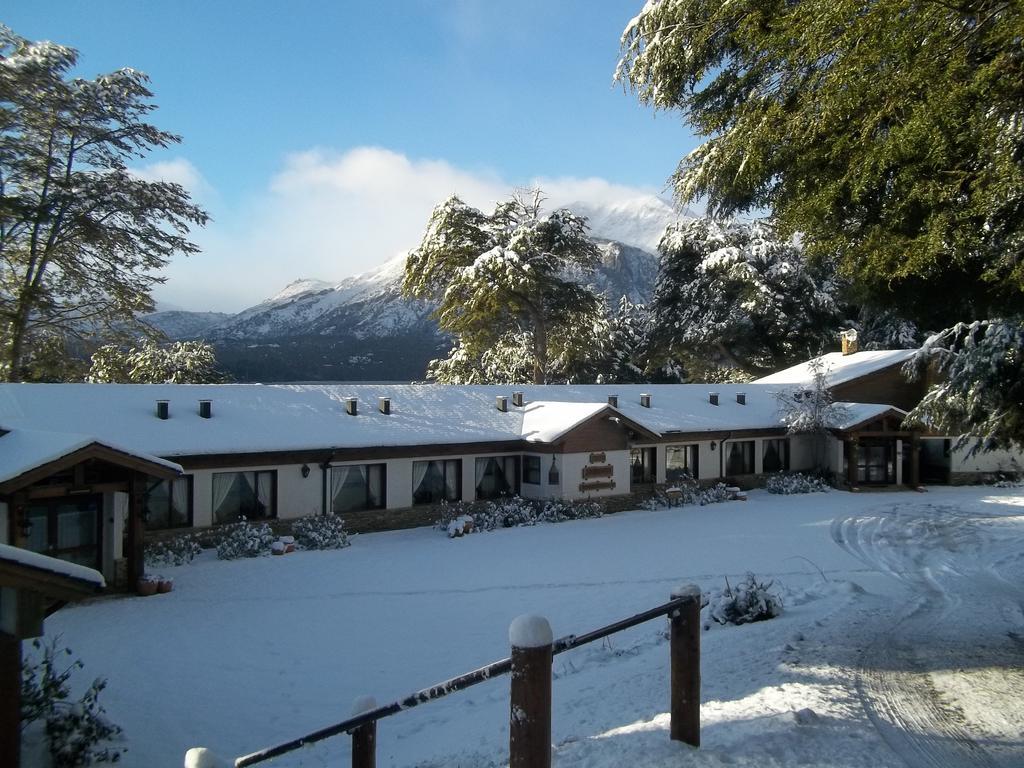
[215,518,275,560]
[707,573,783,626]
[292,515,351,550]
[21,639,125,767]
[766,472,831,495]
[642,476,733,509]
[144,534,202,567]
[436,496,602,534]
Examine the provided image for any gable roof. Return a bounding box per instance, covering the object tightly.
[0,542,105,594]
[754,349,917,387]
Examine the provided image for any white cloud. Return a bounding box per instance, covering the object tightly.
[154,147,672,312]
[131,158,213,199]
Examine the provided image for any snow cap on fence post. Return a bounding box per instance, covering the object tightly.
[509,614,553,648]
[184,747,231,768]
[351,695,378,717]
[671,583,702,601]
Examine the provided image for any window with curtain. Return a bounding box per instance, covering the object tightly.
[523,456,541,485]
[630,447,656,484]
[144,476,193,530]
[331,464,386,513]
[475,456,520,500]
[412,459,461,505]
[762,439,790,473]
[725,441,755,475]
[666,445,699,483]
[212,470,276,524]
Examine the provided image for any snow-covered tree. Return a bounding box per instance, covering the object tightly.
[403,190,601,384]
[905,318,1024,453]
[0,27,208,381]
[775,358,850,471]
[650,218,841,378]
[87,340,225,384]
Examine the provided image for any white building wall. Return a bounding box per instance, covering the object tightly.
[697,442,719,481]
[951,445,1024,474]
[788,436,817,472]
[560,450,630,500]
[189,462,322,526]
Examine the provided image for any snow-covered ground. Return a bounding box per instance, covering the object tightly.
[39,486,1024,767]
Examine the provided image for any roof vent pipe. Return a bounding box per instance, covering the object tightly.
[512,392,524,407]
[496,396,508,412]
[199,399,212,419]
[608,395,618,408]
[736,392,746,405]
[345,397,358,416]
[156,400,169,420]
[640,393,651,408]
[709,392,719,406]
[379,397,391,415]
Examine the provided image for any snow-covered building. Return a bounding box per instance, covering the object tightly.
[0,349,1018,587]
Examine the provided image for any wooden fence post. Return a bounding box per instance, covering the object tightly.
[509,615,553,768]
[349,696,377,768]
[670,584,701,747]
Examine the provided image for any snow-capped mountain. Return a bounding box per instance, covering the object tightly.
[146,196,689,380]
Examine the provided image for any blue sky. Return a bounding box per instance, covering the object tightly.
[6,1,699,311]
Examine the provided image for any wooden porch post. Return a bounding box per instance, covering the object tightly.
[126,472,146,587]
[847,440,859,487]
[0,633,21,768]
[910,436,921,487]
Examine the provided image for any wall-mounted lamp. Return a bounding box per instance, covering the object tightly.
[301,464,311,479]
[710,441,717,451]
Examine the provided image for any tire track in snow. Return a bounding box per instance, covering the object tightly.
[832,503,1024,768]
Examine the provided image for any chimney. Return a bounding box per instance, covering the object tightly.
[156,400,169,420]
[736,392,746,405]
[496,395,508,412]
[345,397,358,416]
[512,392,524,407]
[379,397,391,415]
[198,399,212,419]
[607,395,618,408]
[841,328,859,356]
[709,392,719,406]
[640,393,651,408]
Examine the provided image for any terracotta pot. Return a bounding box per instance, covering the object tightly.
[137,579,158,597]
[157,579,174,594]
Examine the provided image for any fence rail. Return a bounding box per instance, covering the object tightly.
[211,587,702,768]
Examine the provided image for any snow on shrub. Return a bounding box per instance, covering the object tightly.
[292,515,351,550]
[21,639,126,767]
[641,476,733,509]
[707,573,784,626]
[215,518,275,559]
[144,534,202,567]
[436,496,602,534]
[765,472,831,495]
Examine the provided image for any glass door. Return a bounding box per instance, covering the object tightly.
[25,496,102,569]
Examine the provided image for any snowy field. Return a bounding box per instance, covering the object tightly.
[40,486,1024,768]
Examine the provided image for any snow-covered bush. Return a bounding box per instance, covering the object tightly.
[993,474,1023,488]
[707,573,784,626]
[215,518,275,560]
[292,515,351,550]
[765,472,831,495]
[436,496,602,534]
[642,477,733,509]
[21,639,125,766]
[144,534,202,567]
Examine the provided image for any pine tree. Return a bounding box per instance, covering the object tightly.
[0,26,208,381]
[87,340,226,384]
[649,217,841,377]
[774,358,851,472]
[403,190,602,384]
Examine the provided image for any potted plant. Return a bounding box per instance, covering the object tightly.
[136,576,159,597]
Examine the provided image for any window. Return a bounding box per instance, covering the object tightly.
[331,464,386,513]
[523,456,541,485]
[144,476,193,530]
[412,459,461,505]
[725,441,755,475]
[475,456,520,500]
[762,439,790,473]
[630,447,656,485]
[212,470,276,524]
[666,445,699,482]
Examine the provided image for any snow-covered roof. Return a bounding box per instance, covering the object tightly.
[754,350,918,387]
[0,426,183,486]
[833,403,908,431]
[0,382,909,460]
[0,542,105,587]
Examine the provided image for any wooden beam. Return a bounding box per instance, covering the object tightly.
[0,634,20,768]
[127,472,145,586]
